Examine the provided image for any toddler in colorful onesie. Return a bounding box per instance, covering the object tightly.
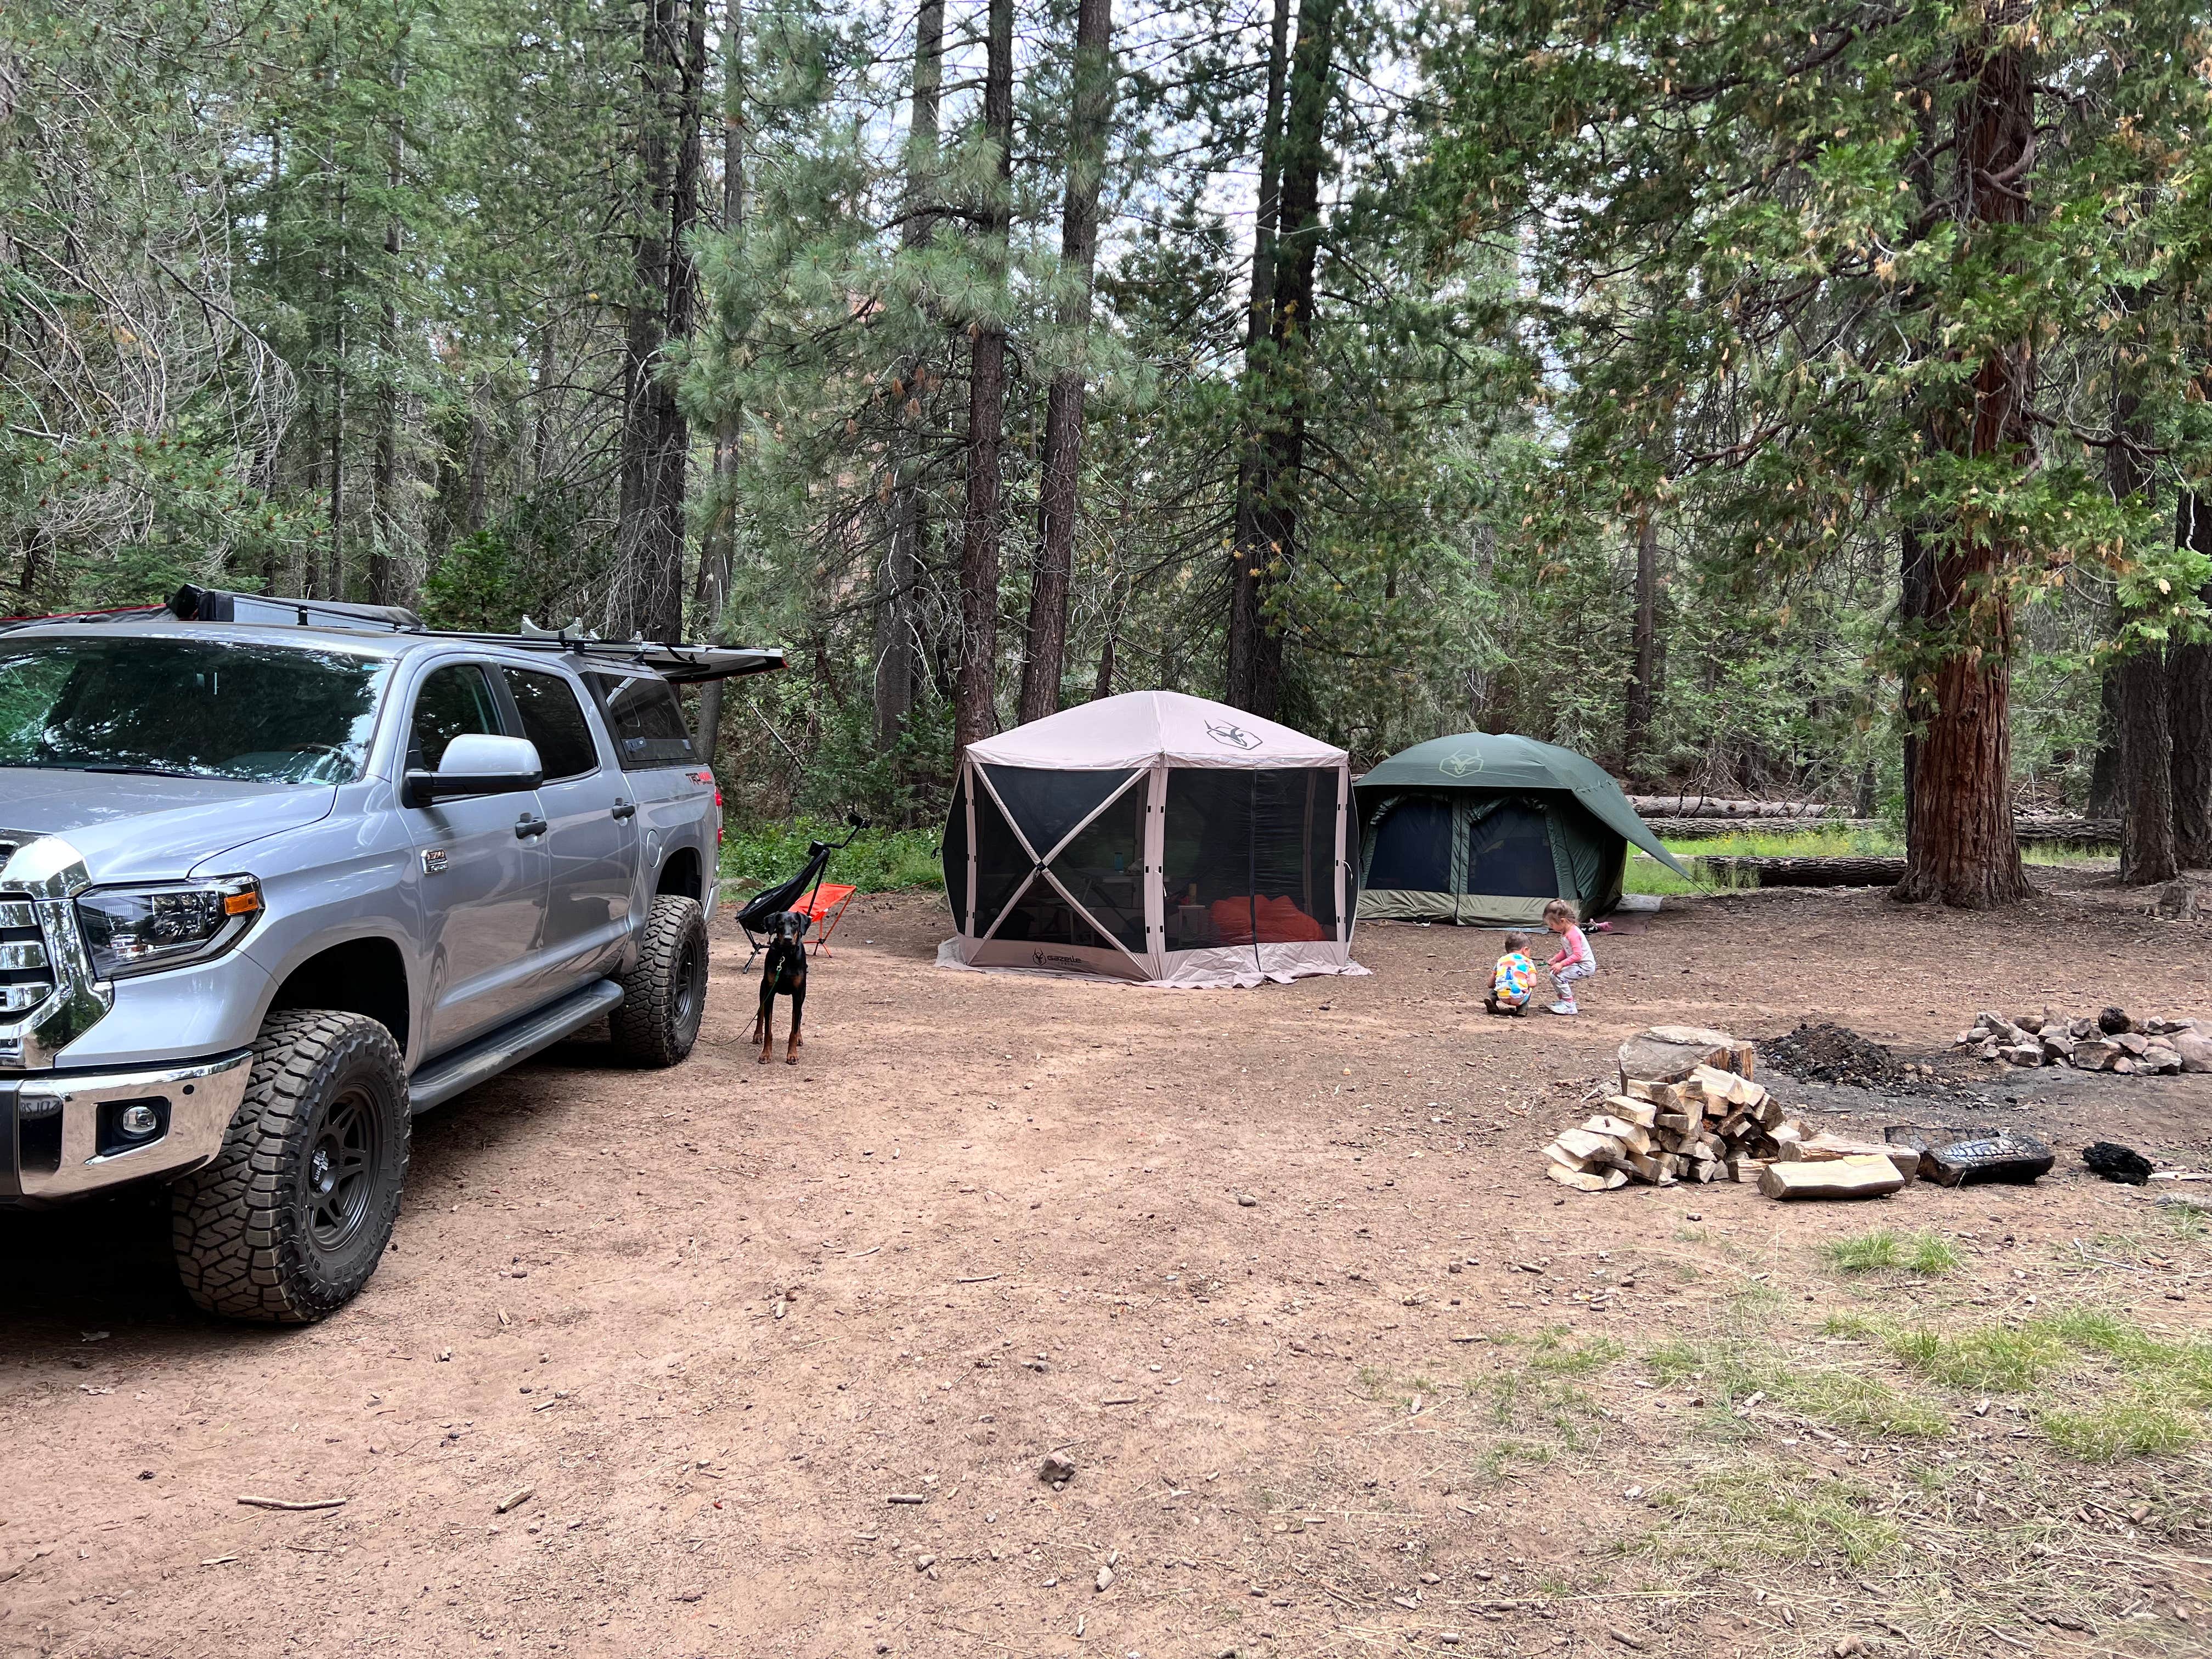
[1485,932,1536,1017]
[1542,899,1594,1016]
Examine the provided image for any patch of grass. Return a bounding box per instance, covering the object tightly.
[1786,1371,1948,1437]
[1886,1323,2070,1392]
[1645,1463,1901,1567]
[1527,1333,1624,1377]
[719,815,944,894]
[1639,1338,1946,1438]
[1822,1229,1961,1276]
[1819,1311,1883,1339]
[2040,1401,2200,1461]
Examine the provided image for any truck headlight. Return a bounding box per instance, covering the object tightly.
[76,877,263,978]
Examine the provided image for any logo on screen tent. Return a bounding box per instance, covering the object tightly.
[1440,749,1484,777]
[1205,720,1262,751]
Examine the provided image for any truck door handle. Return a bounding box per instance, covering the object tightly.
[612,800,637,821]
[515,813,549,839]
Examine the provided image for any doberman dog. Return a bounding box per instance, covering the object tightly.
[752,910,808,1064]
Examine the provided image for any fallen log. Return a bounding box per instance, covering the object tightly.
[1693,855,1907,888]
[1624,795,1833,818]
[1645,815,2115,844]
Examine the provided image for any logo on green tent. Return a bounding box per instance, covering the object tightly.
[1439,749,1483,777]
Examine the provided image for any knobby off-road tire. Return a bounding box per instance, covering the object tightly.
[610,894,709,1068]
[171,1010,409,1324]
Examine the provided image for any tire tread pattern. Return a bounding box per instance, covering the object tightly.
[610,895,708,1068]
[171,1010,408,1324]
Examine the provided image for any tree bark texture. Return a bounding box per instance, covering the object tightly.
[1018,0,1114,727]
[1894,27,2033,908]
[2086,661,2122,819]
[614,0,704,645]
[873,0,945,757]
[2119,645,2177,884]
[2108,374,2176,885]
[1226,0,1336,719]
[2170,492,2212,866]
[1624,507,1658,775]
[953,0,1014,756]
[1898,523,1934,856]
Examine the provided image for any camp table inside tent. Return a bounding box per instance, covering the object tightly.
[1353,732,1691,926]
[938,691,1367,988]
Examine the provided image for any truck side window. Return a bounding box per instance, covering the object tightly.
[409,663,504,773]
[500,668,599,782]
[585,673,696,769]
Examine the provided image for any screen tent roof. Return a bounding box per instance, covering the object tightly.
[1356,732,1692,877]
[966,690,1346,771]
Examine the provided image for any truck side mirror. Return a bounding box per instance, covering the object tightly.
[404,734,544,808]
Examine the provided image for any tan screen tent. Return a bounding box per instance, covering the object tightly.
[937,691,1365,988]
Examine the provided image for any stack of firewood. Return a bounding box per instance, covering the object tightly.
[1543,1058,1784,1191]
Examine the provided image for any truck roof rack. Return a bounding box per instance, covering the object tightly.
[2,585,783,685]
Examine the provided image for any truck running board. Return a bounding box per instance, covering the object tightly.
[407,979,626,1114]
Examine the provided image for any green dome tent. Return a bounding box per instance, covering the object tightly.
[1353,733,1691,926]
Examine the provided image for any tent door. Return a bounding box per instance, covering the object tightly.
[1458,797,1567,911]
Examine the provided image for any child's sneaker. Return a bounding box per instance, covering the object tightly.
[1547,1001,1578,1016]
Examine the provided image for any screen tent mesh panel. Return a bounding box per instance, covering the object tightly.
[981,765,1139,860]
[1163,768,1338,951]
[972,785,1034,932]
[1253,768,1338,940]
[1045,780,1149,951]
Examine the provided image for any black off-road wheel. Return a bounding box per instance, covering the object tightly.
[172,1010,409,1324]
[610,894,709,1068]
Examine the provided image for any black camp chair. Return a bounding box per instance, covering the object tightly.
[736,813,868,966]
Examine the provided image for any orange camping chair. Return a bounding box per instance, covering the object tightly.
[795,882,857,957]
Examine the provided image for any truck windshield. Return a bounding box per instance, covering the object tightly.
[0,637,390,785]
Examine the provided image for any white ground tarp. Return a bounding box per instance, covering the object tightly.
[939,691,1367,989]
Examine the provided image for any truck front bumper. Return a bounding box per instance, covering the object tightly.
[0,1049,252,1205]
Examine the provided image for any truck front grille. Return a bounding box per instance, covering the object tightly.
[0,896,50,1016]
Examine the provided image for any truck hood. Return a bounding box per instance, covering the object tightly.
[0,769,337,884]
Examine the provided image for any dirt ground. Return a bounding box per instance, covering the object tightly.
[4,873,2211,1659]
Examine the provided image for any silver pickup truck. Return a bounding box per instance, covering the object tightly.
[0,587,780,1322]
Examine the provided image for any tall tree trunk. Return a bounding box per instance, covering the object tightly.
[2170,490,2212,866]
[1898,523,1934,855]
[1018,0,1114,726]
[2108,372,2177,884]
[2085,662,2122,817]
[1226,0,1337,719]
[1894,26,2033,908]
[1624,507,1658,775]
[953,0,1014,756]
[616,0,704,644]
[1224,0,1291,713]
[369,58,407,608]
[2120,646,2176,883]
[873,0,945,758]
[691,0,747,776]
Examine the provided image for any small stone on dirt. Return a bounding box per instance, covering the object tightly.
[1039,1453,1076,1485]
